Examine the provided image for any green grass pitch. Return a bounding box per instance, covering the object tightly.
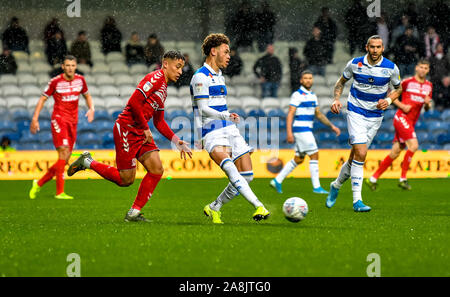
[0,178,449,277]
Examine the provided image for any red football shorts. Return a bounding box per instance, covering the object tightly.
[393,114,416,144]
[113,121,159,170]
[51,116,77,150]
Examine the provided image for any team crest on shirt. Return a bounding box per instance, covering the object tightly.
[382,69,389,75]
[195,83,203,93]
[368,77,375,83]
[143,81,153,92]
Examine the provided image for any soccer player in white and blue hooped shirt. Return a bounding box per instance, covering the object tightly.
[326,35,403,212]
[270,70,340,194]
[190,33,270,224]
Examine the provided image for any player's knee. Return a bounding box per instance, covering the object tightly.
[409,143,419,152]
[120,176,135,187]
[294,156,304,164]
[150,165,164,176]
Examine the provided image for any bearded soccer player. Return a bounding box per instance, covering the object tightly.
[67,51,192,222]
[365,60,433,191]
[29,55,95,200]
[191,33,270,224]
[325,35,403,212]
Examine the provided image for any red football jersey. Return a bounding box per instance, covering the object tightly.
[43,73,88,124]
[117,69,168,133]
[396,76,433,125]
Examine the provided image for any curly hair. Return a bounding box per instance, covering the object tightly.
[201,33,230,56]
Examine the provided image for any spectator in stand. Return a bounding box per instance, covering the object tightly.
[375,13,391,54]
[70,31,92,66]
[144,33,164,68]
[313,7,337,64]
[253,44,282,98]
[223,47,243,78]
[303,26,328,77]
[0,47,17,75]
[289,47,307,93]
[391,15,419,50]
[233,1,256,51]
[344,0,369,55]
[394,26,423,77]
[255,1,276,52]
[43,18,65,47]
[429,43,450,110]
[45,31,68,66]
[174,53,194,88]
[125,32,145,66]
[100,16,122,55]
[2,17,29,53]
[424,26,440,58]
[1,136,15,152]
[427,0,450,49]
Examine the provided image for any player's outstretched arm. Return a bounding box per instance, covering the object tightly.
[315,107,341,136]
[331,76,348,114]
[196,99,232,121]
[30,95,48,134]
[83,93,95,123]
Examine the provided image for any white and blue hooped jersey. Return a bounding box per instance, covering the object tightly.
[289,85,318,133]
[342,55,401,119]
[190,63,233,138]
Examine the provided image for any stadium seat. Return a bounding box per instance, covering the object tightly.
[2,85,22,97]
[314,86,331,97]
[0,120,17,134]
[247,108,266,118]
[31,62,52,75]
[94,109,111,121]
[105,52,125,64]
[375,132,392,143]
[415,120,427,132]
[383,108,396,120]
[129,64,148,75]
[164,97,182,112]
[266,108,285,118]
[242,96,261,111]
[0,97,6,111]
[168,109,188,120]
[109,63,129,75]
[443,143,450,150]
[92,63,110,75]
[16,62,33,74]
[19,131,40,145]
[422,110,441,121]
[100,85,120,97]
[261,97,280,110]
[7,97,27,110]
[118,85,135,98]
[18,74,38,85]
[167,86,178,97]
[77,121,96,134]
[22,85,42,97]
[38,120,52,132]
[338,132,349,143]
[78,132,102,146]
[12,109,31,122]
[87,85,100,97]
[0,75,18,87]
[114,74,134,86]
[237,86,256,97]
[77,64,91,75]
[333,119,347,129]
[38,131,53,144]
[95,121,113,134]
[440,109,450,121]
[229,108,246,118]
[436,133,450,145]
[226,96,242,110]
[95,74,115,85]
[177,86,191,98]
[104,96,126,112]
[427,121,448,134]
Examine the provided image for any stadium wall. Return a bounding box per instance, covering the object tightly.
[0,149,448,180]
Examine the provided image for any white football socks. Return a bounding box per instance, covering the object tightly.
[333,161,352,189]
[219,158,263,209]
[309,160,321,189]
[351,160,364,203]
[275,159,298,184]
[210,171,254,211]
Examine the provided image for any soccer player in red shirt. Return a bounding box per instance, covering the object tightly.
[29,55,95,199]
[366,60,433,190]
[67,51,192,222]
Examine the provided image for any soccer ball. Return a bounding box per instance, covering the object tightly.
[282,197,308,223]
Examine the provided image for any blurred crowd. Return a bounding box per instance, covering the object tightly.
[0,0,449,108]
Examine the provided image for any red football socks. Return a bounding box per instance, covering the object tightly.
[131,172,162,211]
[373,155,394,180]
[38,159,66,195]
[401,150,415,179]
[90,161,123,186]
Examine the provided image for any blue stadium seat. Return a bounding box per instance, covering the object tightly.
[333,119,346,129]
[313,121,328,132]
[278,117,287,130]
[444,143,450,150]
[19,143,41,150]
[441,109,450,121]
[319,132,337,142]
[168,109,188,120]
[247,109,266,118]
[0,120,17,134]
[267,108,285,118]
[375,132,392,142]
[416,131,431,143]
[111,110,122,119]
[95,121,113,134]
[427,121,448,134]
[383,109,396,120]
[414,120,427,132]
[12,109,31,122]
[78,132,102,146]
[436,133,450,145]
[326,111,345,120]
[38,132,53,144]
[338,132,349,144]
[94,110,112,122]
[19,131,40,145]
[39,110,52,121]
[422,110,441,121]
[379,120,395,133]
[102,132,114,147]
[16,120,30,133]
[2,132,21,141]
[78,121,96,134]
